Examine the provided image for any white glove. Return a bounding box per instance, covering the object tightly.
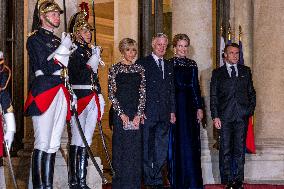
[92,45,105,66]
[49,33,77,67]
[91,45,100,55]
[4,112,16,150]
[87,45,105,73]
[87,54,100,73]
[98,94,105,119]
[61,32,73,47]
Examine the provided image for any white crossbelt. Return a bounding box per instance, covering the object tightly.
[35,70,62,77]
[71,85,93,90]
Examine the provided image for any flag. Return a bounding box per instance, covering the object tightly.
[219,36,226,67]
[227,38,232,45]
[227,25,232,44]
[239,40,244,65]
[246,116,256,153]
[238,30,256,153]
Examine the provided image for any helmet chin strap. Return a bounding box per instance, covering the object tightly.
[77,32,90,45]
[44,15,60,28]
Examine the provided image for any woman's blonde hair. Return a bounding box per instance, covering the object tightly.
[172,34,190,47]
[119,38,137,53]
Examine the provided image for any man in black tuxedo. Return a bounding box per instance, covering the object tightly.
[137,33,176,188]
[210,43,256,189]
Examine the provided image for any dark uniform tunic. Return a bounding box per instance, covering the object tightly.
[0,65,12,114]
[68,41,102,116]
[24,27,70,119]
[24,27,70,153]
[68,41,103,146]
[0,64,12,157]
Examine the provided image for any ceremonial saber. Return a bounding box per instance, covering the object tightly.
[98,121,115,177]
[62,69,108,184]
[72,106,108,184]
[63,0,67,32]
[3,140,19,189]
[92,0,97,44]
[0,105,19,189]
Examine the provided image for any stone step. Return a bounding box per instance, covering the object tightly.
[1,150,103,189]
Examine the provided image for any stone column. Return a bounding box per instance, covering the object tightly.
[114,0,138,62]
[172,0,216,184]
[253,0,284,145]
[240,0,284,182]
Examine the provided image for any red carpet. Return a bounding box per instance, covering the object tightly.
[205,184,284,189]
[103,183,284,189]
[102,184,112,189]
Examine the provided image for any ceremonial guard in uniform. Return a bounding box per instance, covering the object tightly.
[0,51,16,158]
[24,1,76,188]
[67,9,105,189]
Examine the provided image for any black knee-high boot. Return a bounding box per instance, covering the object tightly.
[78,147,90,189]
[32,149,44,189]
[68,145,79,189]
[42,152,56,189]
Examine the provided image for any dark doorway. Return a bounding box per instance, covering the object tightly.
[138,0,172,58]
[0,0,24,152]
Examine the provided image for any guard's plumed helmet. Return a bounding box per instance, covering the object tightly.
[38,0,63,15]
[31,0,63,31]
[69,10,93,34]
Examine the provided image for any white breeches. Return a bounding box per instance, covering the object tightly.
[71,97,98,147]
[32,89,68,153]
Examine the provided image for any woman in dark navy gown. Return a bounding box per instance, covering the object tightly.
[108,38,146,189]
[168,34,204,189]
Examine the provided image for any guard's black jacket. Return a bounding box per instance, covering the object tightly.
[24,27,70,119]
[68,41,102,115]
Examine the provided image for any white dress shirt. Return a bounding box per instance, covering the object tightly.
[225,62,238,77]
